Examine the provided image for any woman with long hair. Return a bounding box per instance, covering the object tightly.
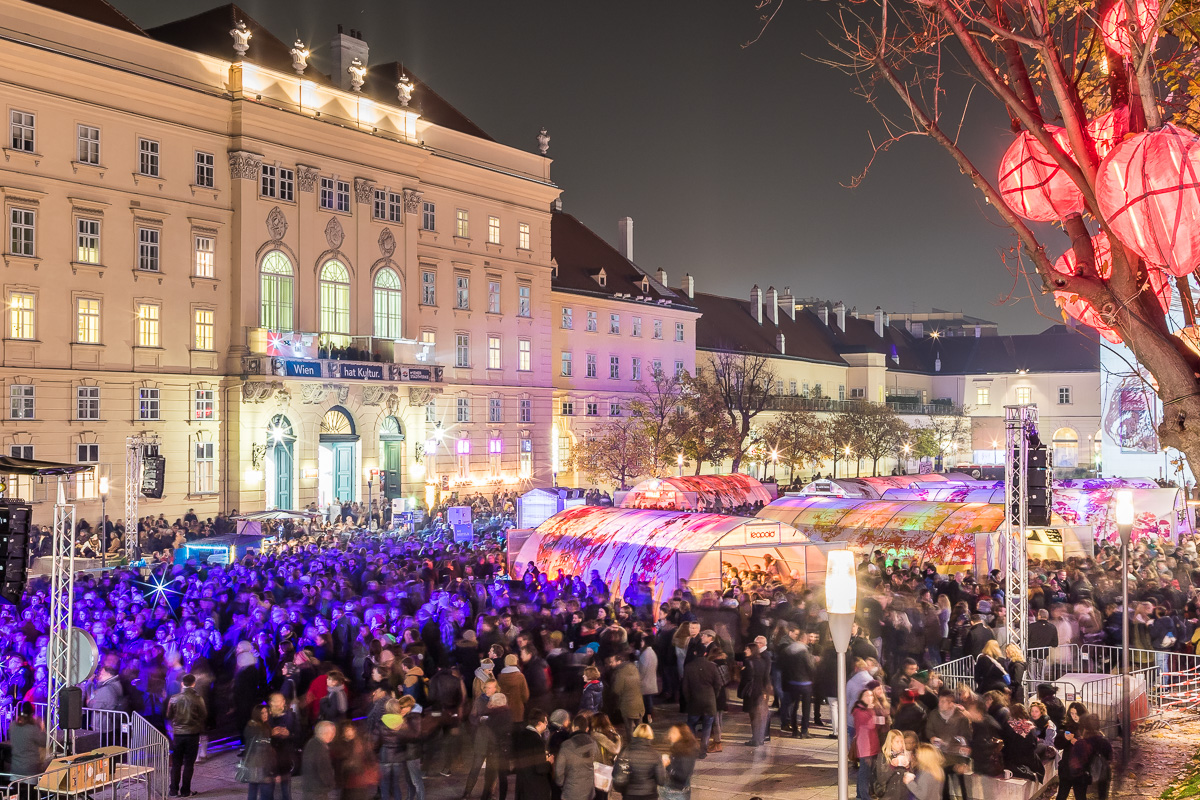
[1005,644,1028,704]
[659,724,699,800]
[851,688,883,800]
[1066,714,1113,800]
[590,713,622,800]
[974,640,1010,694]
[240,704,276,800]
[1055,702,1089,800]
[871,729,910,800]
[1029,700,1058,758]
[611,724,662,800]
[904,744,946,800]
[1001,704,1044,782]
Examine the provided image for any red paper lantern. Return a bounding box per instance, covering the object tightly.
[1096,123,1200,277]
[1052,231,1172,343]
[999,127,1086,222]
[1101,0,1160,58]
[1084,107,1130,161]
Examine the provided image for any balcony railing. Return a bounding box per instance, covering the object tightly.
[765,395,963,416]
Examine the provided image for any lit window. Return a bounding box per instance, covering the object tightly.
[610,355,620,379]
[518,284,531,317]
[319,260,350,335]
[487,335,502,369]
[489,397,503,423]
[675,322,685,342]
[520,398,531,423]
[586,311,597,332]
[194,151,215,188]
[456,397,470,423]
[278,167,295,201]
[9,292,34,339]
[631,357,641,381]
[518,222,530,250]
[518,339,531,371]
[976,386,990,406]
[138,387,160,420]
[194,441,215,493]
[586,354,597,378]
[194,308,215,351]
[77,386,99,420]
[632,316,642,337]
[455,333,470,368]
[10,111,34,152]
[1015,386,1031,405]
[10,384,34,419]
[76,444,99,500]
[138,138,159,177]
[76,218,100,263]
[421,330,436,345]
[1059,387,1072,404]
[260,251,294,330]
[488,215,500,244]
[610,314,620,335]
[422,201,436,231]
[653,319,663,340]
[77,125,100,165]
[374,268,403,339]
[422,270,437,305]
[137,227,160,272]
[561,307,573,329]
[561,352,572,377]
[10,208,34,256]
[488,280,501,313]
[7,445,33,496]
[194,235,214,278]
[586,402,598,416]
[520,438,532,476]
[137,303,160,347]
[261,164,276,197]
[456,208,470,238]
[455,275,470,309]
[194,389,214,419]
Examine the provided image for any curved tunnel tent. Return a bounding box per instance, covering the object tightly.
[620,473,776,511]
[513,506,816,604]
[797,473,978,499]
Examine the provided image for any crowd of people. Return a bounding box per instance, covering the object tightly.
[0,492,1197,800]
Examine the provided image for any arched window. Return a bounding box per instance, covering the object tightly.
[260,251,294,330]
[1053,427,1079,468]
[374,267,403,339]
[319,259,350,335]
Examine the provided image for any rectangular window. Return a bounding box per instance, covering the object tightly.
[278,167,295,202]
[675,360,685,378]
[518,222,530,250]
[561,352,572,377]
[138,387,160,420]
[422,201,436,231]
[194,235,214,278]
[457,397,470,423]
[610,402,621,416]
[194,308,214,351]
[336,180,350,212]
[137,303,160,347]
[561,307,573,329]
[776,379,785,395]
[77,444,99,464]
[77,298,100,344]
[586,402,598,417]
[455,333,470,368]
[675,321,685,342]
[421,330,436,345]
[850,387,865,399]
[610,355,620,379]
[456,208,470,238]
[425,403,436,425]
[520,438,532,477]
[518,339,531,371]
[77,125,100,164]
[8,292,34,339]
[320,177,336,210]
[839,385,846,401]
[76,218,100,263]
[487,215,500,244]
[1059,387,1072,405]
[10,384,34,419]
[373,189,387,220]
[489,397,503,423]
[586,311,598,332]
[610,313,620,335]
[194,442,215,493]
[487,335,502,369]
[10,208,34,256]
[652,359,662,376]
[520,398,532,423]
[77,386,100,420]
[488,280,501,313]
[653,319,663,340]
[76,444,99,499]
[632,357,641,381]
[421,270,437,305]
[561,401,574,416]
[455,275,470,309]
[518,284,531,317]
[194,151,215,188]
[586,354,597,378]
[1015,386,1031,405]
[632,316,642,337]
[137,227,160,272]
[10,110,34,152]
[387,192,403,222]
[10,445,32,459]
[193,388,214,419]
[976,386,990,406]
[789,381,798,396]
[261,164,276,197]
[138,138,159,177]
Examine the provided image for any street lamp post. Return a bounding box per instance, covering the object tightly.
[98,475,109,569]
[1115,489,1134,761]
[826,549,858,800]
[677,452,684,478]
[364,467,375,531]
[771,450,779,482]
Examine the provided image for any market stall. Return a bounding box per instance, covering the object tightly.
[795,473,978,499]
[512,506,816,603]
[619,474,776,511]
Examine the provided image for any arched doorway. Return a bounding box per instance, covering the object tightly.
[379,415,405,501]
[1053,427,1079,469]
[267,415,295,510]
[319,406,358,505]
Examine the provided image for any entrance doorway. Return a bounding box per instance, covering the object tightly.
[380,415,405,502]
[266,415,295,510]
[319,406,359,506]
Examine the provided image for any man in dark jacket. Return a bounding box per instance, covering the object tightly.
[426,665,466,778]
[300,721,338,800]
[479,693,514,800]
[512,709,552,800]
[166,673,207,797]
[681,643,723,759]
[521,645,553,714]
[777,626,815,739]
[606,651,645,739]
[553,715,599,800]
[963,615,996,658]
[738,642,771,746]
[1027,609,1059,651]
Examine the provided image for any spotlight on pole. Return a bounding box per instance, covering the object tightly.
[826,549,857,800]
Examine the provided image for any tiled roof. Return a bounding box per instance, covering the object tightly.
[691,292,847,366]
[916,325,1100,374]
[22,0,145,35]
[362,62,493,142]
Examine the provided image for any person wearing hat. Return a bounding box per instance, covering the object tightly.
[498,653,530,723]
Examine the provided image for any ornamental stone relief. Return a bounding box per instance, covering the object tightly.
[325,217,345,250]
[297,166,319,193]
[379,227,396,258]
[354,178,376,204]
[228,151,263,180]
[402,188,423,215]
[266,206,288,240]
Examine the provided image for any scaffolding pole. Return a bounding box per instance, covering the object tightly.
[1003,404,1035,653]
[46,476,76,754]
[125,434,159,562]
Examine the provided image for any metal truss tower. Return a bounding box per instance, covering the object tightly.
[1003,404,1037,652]
[125,434,160,562]
[46,477,76,754]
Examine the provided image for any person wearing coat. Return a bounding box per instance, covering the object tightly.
[554,716,600,800]
[8,702,46,779]
[512,709,553,800]
[611,725,665,800]
[738,642,770,746]
[497,654,530,723]
[680,646,723,759]
[964,616,997,658]
[1005,644,1028,704]
[480,693,515,800]
[300,722,338,800]
[606,652,645,739]
[973,641,1009,694]
[636,639,659,724]
[241,705,276,800]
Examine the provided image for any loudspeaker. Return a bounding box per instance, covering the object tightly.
[59,686,84,730]
[0,501,32,605]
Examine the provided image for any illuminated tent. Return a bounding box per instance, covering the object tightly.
[512,506,815,603]
[620,474,775,511]
[797,473,977,499]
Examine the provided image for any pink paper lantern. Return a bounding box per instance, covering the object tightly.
[1085,107,1131,161]
[1096,123,1200,277]
[1101,0,1160,58]
[999,127,1086,222]
[1052,231,1172,343]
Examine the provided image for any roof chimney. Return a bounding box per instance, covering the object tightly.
[834,302,846,332]
[330,26,369,92]
[617,217,634,261]
[766,286,779,325]
[681,273,694,299]
[750,285,762,324]
[818,304,829,325]
[874,306,885,338]
[656,267,668,287]
[776,332,786,355]
[780,287,796,320]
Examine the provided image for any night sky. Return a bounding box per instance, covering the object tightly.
[111,0,1064,333]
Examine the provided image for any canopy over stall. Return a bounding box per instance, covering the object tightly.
[513,506,813,604]
[796,473,978,499]
[620,474,776,511]
[517,487,587,529]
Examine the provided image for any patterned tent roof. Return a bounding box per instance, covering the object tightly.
[620,474,774,510]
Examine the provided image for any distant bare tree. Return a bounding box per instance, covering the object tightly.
[631,367,686,477]
[565,416,653,490]
[704,351,778,472]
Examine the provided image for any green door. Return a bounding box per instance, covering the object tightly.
[333,444,354,502]
[382,440,403,500]
[273,440,293,510]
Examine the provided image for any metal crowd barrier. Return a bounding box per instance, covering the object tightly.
[0,742,163,800]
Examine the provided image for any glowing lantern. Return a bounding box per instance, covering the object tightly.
[1084,107,1130,161]
[1101,0,1159,58]
[1051,231,1171,344]
[1096,123,1200,277]
[999,127,1086,222]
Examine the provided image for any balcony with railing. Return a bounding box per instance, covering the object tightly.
[243,328,443,383]
[765,395,963,416]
